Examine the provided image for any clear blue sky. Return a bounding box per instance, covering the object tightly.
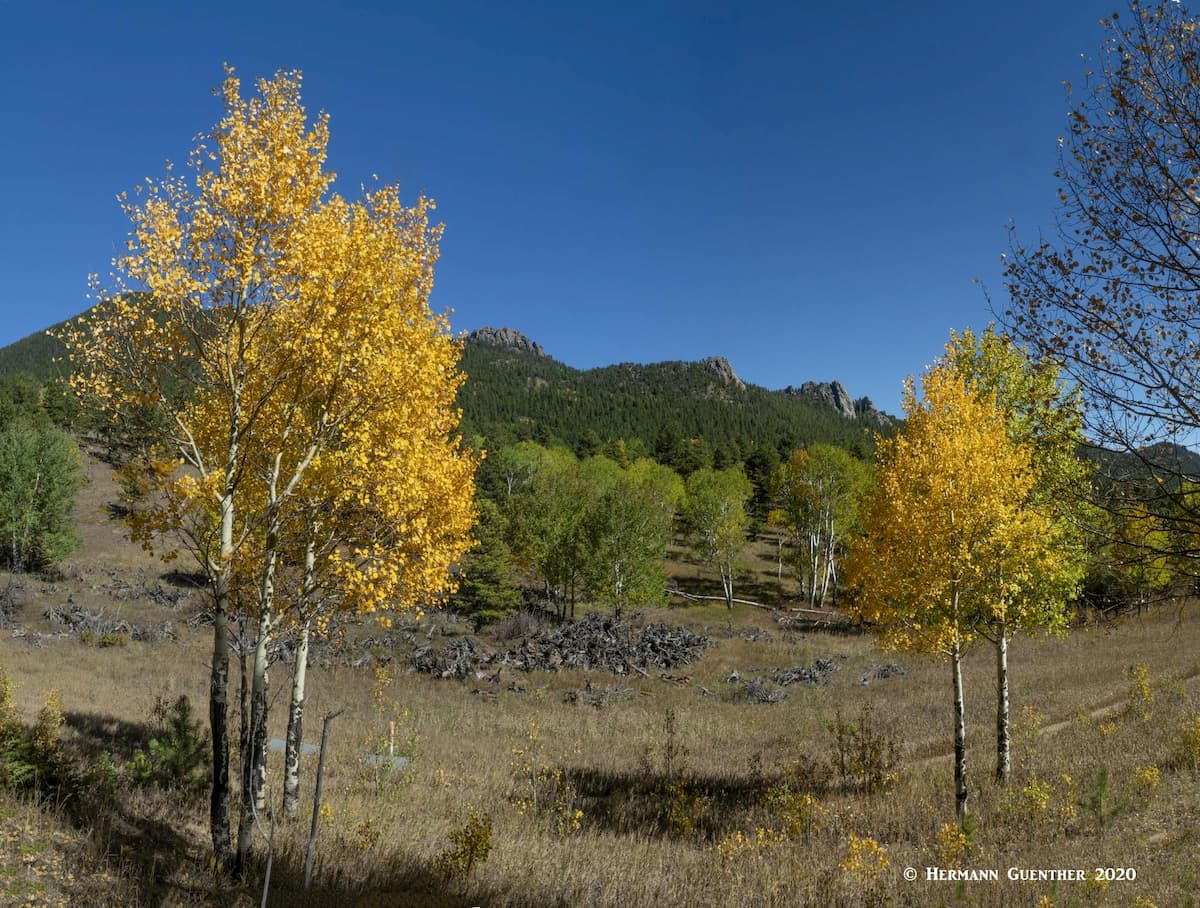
[0,0,1120,413]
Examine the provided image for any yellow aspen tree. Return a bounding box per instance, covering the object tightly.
[941,327,1088,785]
[62,68,476,870]
[845,364,1069,823]
[216,185,475,865]
[64,68,332,869]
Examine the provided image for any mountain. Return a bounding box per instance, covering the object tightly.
[0,316,71,383]
[458,327,891,455]
[0,313,893,457]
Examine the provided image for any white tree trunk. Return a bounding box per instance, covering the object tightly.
[952,642,969,823]
[995,624,1011,786]
[283,619,311,817]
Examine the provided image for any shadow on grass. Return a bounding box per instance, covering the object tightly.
[65,710,156,762]
[565,764,773,842]
[5,711,206,908]
[160,569,207,589]
[248,842,564,908]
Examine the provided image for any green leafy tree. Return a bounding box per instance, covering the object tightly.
[775,444,872,607]
[505,450,593,617]
[0,420,81,571]
[682,467,753,609]
[580,461,679,612]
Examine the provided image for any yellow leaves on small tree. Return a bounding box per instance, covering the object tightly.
[846,365,1062,654]
[845,360,1073,821]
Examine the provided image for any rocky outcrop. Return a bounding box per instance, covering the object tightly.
[468,326,547,358]
[700,356,745,390]
[854,396,895,427]
[784,381,856,419]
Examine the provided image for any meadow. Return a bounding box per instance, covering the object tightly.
[2,449,1199,907]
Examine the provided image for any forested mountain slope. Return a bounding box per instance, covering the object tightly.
[0,314,893,457]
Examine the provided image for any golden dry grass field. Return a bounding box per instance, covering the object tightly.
[2,448,1199,907]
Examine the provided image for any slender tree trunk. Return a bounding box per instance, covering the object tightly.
[210,574,233,870]
[254,665,269,814]
[238,619,250,790]
[807,533,819,607]
[238,604,273,869]
[995,624,1011,786]
[283,619,311,817]
[720,563,734,609]
[209,490,235,871]
[952,642,969,824]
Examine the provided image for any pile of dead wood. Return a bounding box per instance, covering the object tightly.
[42,604,177,642]
[411,637,488,679]
[411,613,711,679]
[725,657,840,704]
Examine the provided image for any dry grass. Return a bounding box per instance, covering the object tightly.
[2,448,1200,906]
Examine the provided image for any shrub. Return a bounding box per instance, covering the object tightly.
[829,703,899,794]
[130,695,209,792]
[1168,713,1200,772]
[839,834,890,881]
[766,786,827,841]
[33,690,63,756]
[509,719,583,835]
[0,419,81,571]
[433,809,493,880]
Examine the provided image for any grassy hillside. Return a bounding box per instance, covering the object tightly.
[1,445,1198,906]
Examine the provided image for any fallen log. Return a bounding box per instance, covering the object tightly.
[663,589,772,610]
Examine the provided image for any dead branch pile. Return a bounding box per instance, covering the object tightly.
[859,663,906,684]
[410,613,710,679]
[725,658,839,704]
[494,613,709,674]
[411,637,490,679]
[42,604,177,642]
[770,658,838,686]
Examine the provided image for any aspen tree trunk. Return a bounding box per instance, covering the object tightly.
[283,619,311,817]
[238,619,250,789]
[238,607,273,870]
[209,490,235,870]
[952,642,969,823]
[284,536,317,817]
[237,492,280,870]
[255,666,269,814]
[720,563,734,609]
[995,623,1011,785]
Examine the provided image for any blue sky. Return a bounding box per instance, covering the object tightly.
[0,0,1120,413]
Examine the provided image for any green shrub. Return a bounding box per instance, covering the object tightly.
[0,419,81,571]
[130,695,209,792]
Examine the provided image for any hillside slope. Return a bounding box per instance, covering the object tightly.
[0,313,893,456]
